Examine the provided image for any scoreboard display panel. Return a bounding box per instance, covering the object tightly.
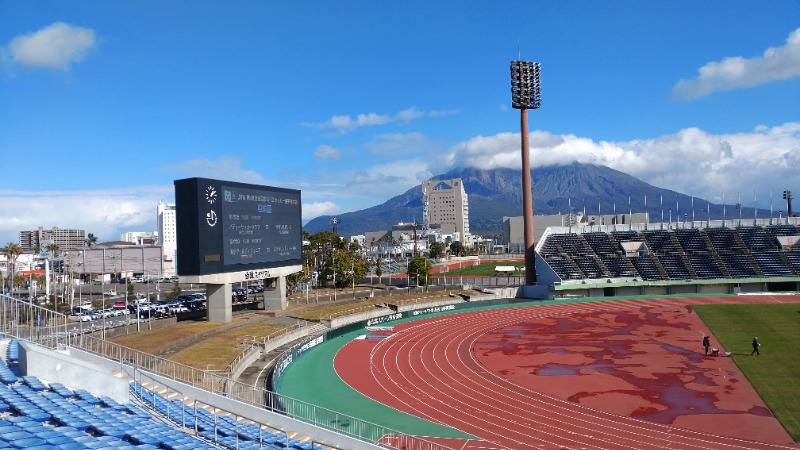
[174,177,302,276]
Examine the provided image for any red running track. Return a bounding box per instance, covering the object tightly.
[335,295,799,450]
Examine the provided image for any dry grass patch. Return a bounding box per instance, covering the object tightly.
[292,290,477,321]
[169,322,288,370]
[110,321,229,354]
[292,299,381,321]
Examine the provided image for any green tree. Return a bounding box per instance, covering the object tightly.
[307,231,346,288]
[84,233,98,248]
[374,256,383,279]
[12,273,25,291]
[2,242,22,268]
[330,248,367,288]
[428,241,446,259]
[407,257,432,286]
[45,243,60,257]
[126,282,136,302]
[165,282,181,300]
[2,242,22,292]
[449,241,465,257]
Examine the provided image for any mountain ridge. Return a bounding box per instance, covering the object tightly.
[304,162,758,236]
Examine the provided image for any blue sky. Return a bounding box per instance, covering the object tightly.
[1,1,799,244]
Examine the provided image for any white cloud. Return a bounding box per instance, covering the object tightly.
[313,144,341,162]
[301,201,339,223]
[4,22,96,70]
[161,155,280,186]
[346,159,428,189]
[673,27,800,100]
[1,123,797,243]
[0,186,170,245]
[396,107,425,122]
[302,112,391,133]
[302,106,458,134]
[437,122,800,204]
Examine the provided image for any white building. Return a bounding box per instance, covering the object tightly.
[120,231,158,246]
[423,178,471,245]
[18,227,85,253]
[157,201,177,277]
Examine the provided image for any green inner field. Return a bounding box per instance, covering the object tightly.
[694,303,800,441]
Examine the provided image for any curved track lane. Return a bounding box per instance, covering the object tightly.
[335,296,799,450]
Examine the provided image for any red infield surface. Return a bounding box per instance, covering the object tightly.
[335,295,800,449]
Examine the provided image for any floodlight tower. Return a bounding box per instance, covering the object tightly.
[331,216,340,235]
[511,60,541,285]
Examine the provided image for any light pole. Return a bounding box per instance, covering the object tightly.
[511,60,541,285]
[783,190,793,218]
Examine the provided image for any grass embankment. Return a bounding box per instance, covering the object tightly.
[290,290,478,321]
[111,319,287,369]
[695,303,800,441]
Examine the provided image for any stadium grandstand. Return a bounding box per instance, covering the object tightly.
[0,295,447,450]
[536,218,800,298]
[0,219,797,450]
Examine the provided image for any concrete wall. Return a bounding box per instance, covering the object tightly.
[669,284,698,295]
[698,284,730,294]
[18,342,130,403]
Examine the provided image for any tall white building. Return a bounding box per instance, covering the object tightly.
[423,178,471,244]
[157,200,177,277]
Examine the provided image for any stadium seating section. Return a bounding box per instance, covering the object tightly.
[541,225,800,281]
[0,338,324,450]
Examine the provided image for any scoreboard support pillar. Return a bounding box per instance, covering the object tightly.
[206,283,233,323]
[263,276,288,310]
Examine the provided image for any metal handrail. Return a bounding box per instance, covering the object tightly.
[0,294,452,450]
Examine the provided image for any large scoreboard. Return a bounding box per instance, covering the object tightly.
[174,177,302,276]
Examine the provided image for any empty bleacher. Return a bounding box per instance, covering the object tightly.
[767,224,800,237]
[641,230,681,254]
[737,226,777,251]
[786,252,800,273]
[752,251,796,277]
[540,223,800,283]
[0,337,336,450]
[583,232,618,256]
[704,227,739,253]
[573,256,604,279]
[539,233,593,257]
[630,255,666,281]
[687,254,724,279]
[657,255,692,279]
[673,228,708,252]
[0,351,221,449]
[600,256,636,277]
[545,258,581,279]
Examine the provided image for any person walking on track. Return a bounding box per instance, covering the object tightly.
[703,336,710,355]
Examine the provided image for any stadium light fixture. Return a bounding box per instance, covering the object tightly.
[510,60,541,285]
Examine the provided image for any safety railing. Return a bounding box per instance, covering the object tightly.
[0,294,452,450]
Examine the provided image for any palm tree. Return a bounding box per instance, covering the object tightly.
[45,243,60,258]
[85,233,98,248]
[2,242,22,292]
